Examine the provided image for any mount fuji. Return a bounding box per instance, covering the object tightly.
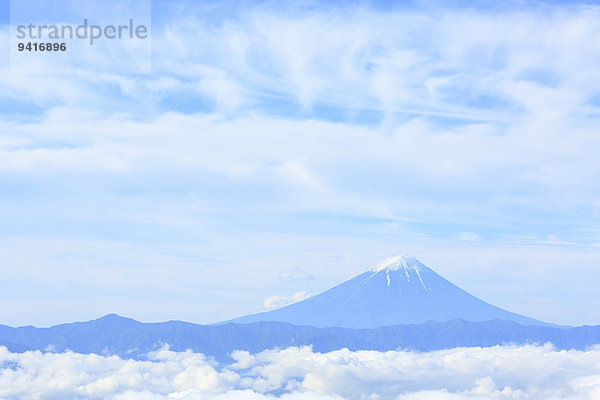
[226,255,551,328]
[4,255,596,360]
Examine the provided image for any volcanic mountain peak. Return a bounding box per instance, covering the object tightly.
[225,255,552,329]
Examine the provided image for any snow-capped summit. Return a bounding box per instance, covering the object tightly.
[372,255,423,272]
[225,256,551,329]
[369,255,432,290]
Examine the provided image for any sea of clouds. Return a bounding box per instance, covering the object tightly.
[1,344,600,399]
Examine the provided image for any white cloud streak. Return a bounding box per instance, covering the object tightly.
[1,345,600,399]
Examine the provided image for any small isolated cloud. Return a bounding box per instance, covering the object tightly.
[263,291,314,310]
[278,269,315,283]
[1,344,600,399]
[457,232,481,242]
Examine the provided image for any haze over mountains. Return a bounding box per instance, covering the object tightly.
[227,255,550,328]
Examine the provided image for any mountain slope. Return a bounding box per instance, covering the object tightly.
[226,255,550,328]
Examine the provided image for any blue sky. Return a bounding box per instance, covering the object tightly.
[1,0,600,326]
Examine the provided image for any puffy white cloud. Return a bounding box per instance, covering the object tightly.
[2,344,600,399]
[263,291,314,310]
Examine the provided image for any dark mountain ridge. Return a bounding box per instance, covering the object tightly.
[1,314,598,362]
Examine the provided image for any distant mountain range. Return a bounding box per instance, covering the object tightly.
[2,255,597,360]
[225,256,552,328]
[1,314,599,362]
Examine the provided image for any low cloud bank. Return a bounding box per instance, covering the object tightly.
[1,344,600,399]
